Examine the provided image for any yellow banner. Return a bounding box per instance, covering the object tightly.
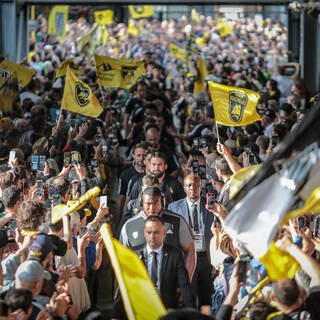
[216,20,233,37]
[94,10,113,25]
[47,5,69,40]
[0,72,24,118]
[191,8,201,24]
[100,223,167,320]
[61,67,103,118]
[0,59,35,87]
[56,59,83,78]
[193,57,207,96]
[128,5,154,19]
[128,19,138,37]
[94,55,146,89]
[169,43,186,60]
[209,81,261,126]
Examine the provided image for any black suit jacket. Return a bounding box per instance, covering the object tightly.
[112,244,195,319]
[141,243,195,310]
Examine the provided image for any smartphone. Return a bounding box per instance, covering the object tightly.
[64,152,71,167]
[71,151,80,165]
[100,195,108,208]
[298,217,306,233]
[176,144,182,153]
[69,119,75,132]
[9,150,16,164]
[199,165,206,180]
[56,109,61,120]
[191,159,199,174]
[193,138,199,150]
[31,155,39,171]
[79,226,88,238]
[200,138,207,149]
[314,216,320,238]
[238,260,248,284]
[206,193,215,210]
[91,159,98,167]
[39,156,46,171]
[95,136,101,146]
[52,194,62,206]
[102,143,108,154]
[36,180,43,198]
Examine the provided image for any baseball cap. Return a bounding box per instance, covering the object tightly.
[15,260,51,282]
[28,234,54,262]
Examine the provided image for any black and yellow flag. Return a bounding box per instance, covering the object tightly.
[128,5,154,19]
[0,59,35,87]
[127,19,138,37]
[94,10,113,25]
[56,59,83,78]
[0,72,24,118]
[193,57,208,96]
[191,8,201,24]
[94,55,146,89]
[216,19,233,37]
[209,81,261,126]
[47,5,69,40]
[61,67,103,118]
[169,43,186,60]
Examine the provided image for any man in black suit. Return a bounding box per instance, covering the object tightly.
[112,215,195,319]
[168,174,215,313]
[141,215,195,309]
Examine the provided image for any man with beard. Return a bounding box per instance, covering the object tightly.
[120,186,195,280]
[168,175,214,313]
[117,143,147,221]
[128,152,185,205]
[144,125,180,177]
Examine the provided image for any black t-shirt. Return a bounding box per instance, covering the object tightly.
[129,175,185,204]
[118,166,145,196]
[125,97,144,124]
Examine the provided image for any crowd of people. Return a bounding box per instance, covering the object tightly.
[0,6,319,320]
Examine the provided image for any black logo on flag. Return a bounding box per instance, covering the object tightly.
[229,91,247,123]
[121,66,138,80]
[97,63,113,72]
[75,82,90,107]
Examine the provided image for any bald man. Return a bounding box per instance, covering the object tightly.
[168,174,215,313]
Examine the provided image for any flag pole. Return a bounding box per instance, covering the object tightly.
[215,120,220,143]
[99,85,104,99]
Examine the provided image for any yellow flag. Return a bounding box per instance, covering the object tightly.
[94,10,113,25]
[0,59,35,87]
[209,81,261,126]
[281,187,320,225]
[51,187,101,224]
[94,55,146,89]
[128,5,154,19]
[193,57,207,96]
[229,165,261,200]
[61,67,103,118]
[77,24,101,57]
[169,43,186,60]
[259,242,300,280]
[100,223,167,320]
[0,72,24,118]
[47,5,69,40]
[56,59,83,78]
[191,8,201,24]
[127,19,138,37]
[216,20,233,37]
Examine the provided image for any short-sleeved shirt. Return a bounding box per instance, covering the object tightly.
[119,210,194,253]
[118,166,145,196]
[124,97,144,124]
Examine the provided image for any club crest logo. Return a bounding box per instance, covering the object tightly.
[75,82,90,107]
[229,91,248,123]
[121,66,138,80]
[133,231,138,239]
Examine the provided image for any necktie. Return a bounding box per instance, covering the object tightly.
[151,251,158,286]
[191,203,199,232]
